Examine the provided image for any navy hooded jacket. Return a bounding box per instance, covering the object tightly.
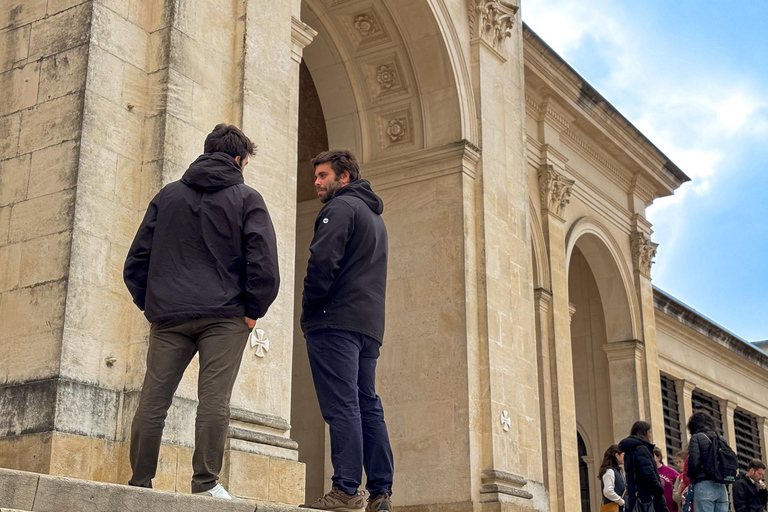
[124,153,280,322]
[300,179,387,343]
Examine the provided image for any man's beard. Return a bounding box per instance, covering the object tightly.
[319,178,342,203]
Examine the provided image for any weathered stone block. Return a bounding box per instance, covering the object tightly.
[49,432,93,480]
[175,446,194,493]
[0,279,65,344]
[47,0,88,16]
[0,466,39,510]
[0,0,47,31]
[0,205,10,244]
[8,189,75,243]
[154,444,179,491]
[224,450,270,500]
[0,113,21,159]
[147,28,171,73]
[90,437,119,483]
[0,61,40,115]
[19,231,71,288]
[0,26,31,73]
[2,331,62,384]
[91,3,147,70]
[18,93,83,154]
[0,433,52,474]
[0,154,30,206]
[38,45,88,102]
[82,93,142,160]
[85,45,124,105]
[0,379,57,435]
[74,193,135,247]
[268,458,305,505]
[0,242,21,292]
[28,3,91,61]
[28,141,79,199]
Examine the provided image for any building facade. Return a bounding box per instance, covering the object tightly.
[0,1,765,511]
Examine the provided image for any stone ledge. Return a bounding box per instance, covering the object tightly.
[0,468,318,512]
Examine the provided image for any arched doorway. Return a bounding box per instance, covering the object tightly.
[289,0,468,503]
[578,432,591,512]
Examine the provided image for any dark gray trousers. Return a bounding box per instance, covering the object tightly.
[128,317,250,493]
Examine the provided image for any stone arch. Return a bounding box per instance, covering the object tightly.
[300,0,466,163]
[565,217,640,343]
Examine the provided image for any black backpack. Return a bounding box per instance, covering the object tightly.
[701,432,738,484]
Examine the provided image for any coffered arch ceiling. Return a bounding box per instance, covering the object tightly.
[301,0,467,163]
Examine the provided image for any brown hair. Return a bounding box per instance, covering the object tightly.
[598,444,622,479]
[311,149,360,182]
[749,459,766,471]
[204,123,256,161]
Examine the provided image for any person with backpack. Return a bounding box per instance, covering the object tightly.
[619,421,670,512]
[732,459,767,512]
[686,410,738,512]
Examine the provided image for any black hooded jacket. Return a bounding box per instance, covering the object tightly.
[300,179,387,342]
[733,473,768,512]
[124,153,280,323]
[687,430,717,484]
[619,435,666,509]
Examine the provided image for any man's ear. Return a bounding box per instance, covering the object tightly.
[234,155,242,166]
[340,171,350,184]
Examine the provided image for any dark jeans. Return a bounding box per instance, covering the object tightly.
[306,329,394,497]
[128,317,249,493]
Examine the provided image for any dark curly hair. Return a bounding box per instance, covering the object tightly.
[687,410,718,435]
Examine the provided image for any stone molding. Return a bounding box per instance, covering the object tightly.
[230,407,291,433]
[227,426,299,451]
[603,339,644,362]
[468,0,519,58]
[630,231,658,276]
[290,16,318,64]
[538,165,574,218]
[533,287,552,313]
[479,469,533,500]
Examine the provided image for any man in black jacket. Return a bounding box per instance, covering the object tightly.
[733,459,768,512]
[299,150,394,512]
[123,124,280,499]
[619,421,669,512]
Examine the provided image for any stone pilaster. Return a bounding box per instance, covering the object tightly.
[720,399,738,449]
[675,379,697,445]
[759,417,768,464]
[603,340,646,441]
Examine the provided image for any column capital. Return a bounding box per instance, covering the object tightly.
[630,231,658,277]
[533,287,553,312]
[468,0,519,60]
[719,398,738,416]
[538,165,575,220]
[675,378,697,397]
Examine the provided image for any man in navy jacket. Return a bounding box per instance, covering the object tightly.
[124,124,279,499]
[733,459,768,512]
[300,150,393,512]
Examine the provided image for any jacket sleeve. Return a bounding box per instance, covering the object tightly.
[124,196,159,311]
[637,446,665,496]
[301,200,354,322]
[688,435,701,481]
[672,474,683,505]
[759,485,768,507]
[243,191,280,319]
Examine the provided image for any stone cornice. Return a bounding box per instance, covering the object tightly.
[290,16,317,63]
[654,287,768,372]
[523,23,690,201]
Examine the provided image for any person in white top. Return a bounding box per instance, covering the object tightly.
[599,444,626,511]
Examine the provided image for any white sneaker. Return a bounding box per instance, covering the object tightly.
[193,483,242,500]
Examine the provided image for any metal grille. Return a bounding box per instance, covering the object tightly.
[660,374,683,463]
[734,409,762,473]
[692,390,723,433]
[578,433,591,512]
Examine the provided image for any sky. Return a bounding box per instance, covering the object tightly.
[523,0,768,341]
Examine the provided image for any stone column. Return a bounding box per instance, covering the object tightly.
[465,0,544,508]
[675,379,697,446]
[630,219,667,456]
[720,400,738,449]
[603,340,646,441]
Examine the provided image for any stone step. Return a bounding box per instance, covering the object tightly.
[0,468,321,512]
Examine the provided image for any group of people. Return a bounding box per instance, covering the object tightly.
[599,411,768,512]
[123,124,394,511]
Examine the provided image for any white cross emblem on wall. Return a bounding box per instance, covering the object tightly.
[249,328,270,358]
[501,410,511,432]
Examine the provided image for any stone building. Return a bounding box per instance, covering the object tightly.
[0,1,766,511]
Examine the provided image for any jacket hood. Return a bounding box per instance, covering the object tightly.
[181,153,245,192]
[619,435,655,453]
[336,179,384,215]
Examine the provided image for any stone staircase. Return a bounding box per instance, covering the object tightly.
[0,468,316,512]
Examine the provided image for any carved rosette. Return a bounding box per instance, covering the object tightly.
[376,65,398,90]
[630,232,658,276]
[386,118,407,142]
[538,165,575,217]
[468,0,518,54]
[354,14,377,36]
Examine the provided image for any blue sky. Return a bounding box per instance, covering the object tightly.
[523,1,768,341]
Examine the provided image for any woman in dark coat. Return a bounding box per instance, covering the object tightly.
[619,421,669,512]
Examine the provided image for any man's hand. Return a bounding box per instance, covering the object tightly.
[244,317,256,329]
